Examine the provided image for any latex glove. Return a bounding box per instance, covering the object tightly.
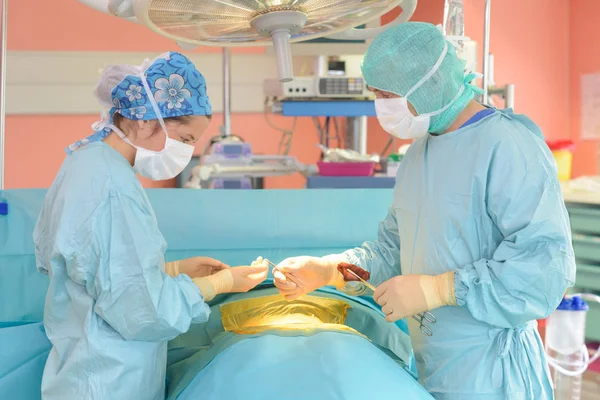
[193,259,268,301]
[374,272,456,322]
[251,256,268,268]
[273,255,346,301]
[165,257,229,278]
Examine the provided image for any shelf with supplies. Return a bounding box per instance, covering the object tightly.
[563,187,600,342]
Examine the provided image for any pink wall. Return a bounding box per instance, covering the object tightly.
[4,0,594,189]
[463,1,570,142]
[8,0,261,53]
[569,0,600,177]
[7,113,323,189]
[7,0,429,189]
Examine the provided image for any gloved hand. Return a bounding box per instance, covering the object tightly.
[193,258,269,301]
[165,257,229,278]
[273,255,346,300]
[374,272,456,322]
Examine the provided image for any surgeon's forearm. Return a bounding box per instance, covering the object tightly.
[454,256,573,328]
[340,244,399,286]
[421,271,456,310]
[348,207,403,283]
[193,270,234,301]
[320,254,349,289]
[94,275,211,342]
[193,277,216,301]
[165,261,180,277]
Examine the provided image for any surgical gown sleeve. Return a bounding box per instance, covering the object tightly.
[342,207,401,286]
[63,191,211,341]
[454,136,576,329]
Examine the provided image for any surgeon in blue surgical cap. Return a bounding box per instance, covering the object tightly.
[274,22,575,399]
[33,52,268,400]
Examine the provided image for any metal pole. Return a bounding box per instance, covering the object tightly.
[482,0,491,105]
[347,116,368,155]
[442,0,450,34]
[315,55,327,77]
[505,84,515,109]
[0,0,6,190]
[488,53,495,86]
[222,47,231,136]
[358,116,367,155]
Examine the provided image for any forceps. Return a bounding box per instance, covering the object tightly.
[265,259,307,288]
[345,269,436,337]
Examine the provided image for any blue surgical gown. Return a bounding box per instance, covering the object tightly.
[33,141,211,400]
[342,110,576,399]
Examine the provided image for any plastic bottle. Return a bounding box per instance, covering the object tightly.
[547,346,586,400]
[545,296,589,400]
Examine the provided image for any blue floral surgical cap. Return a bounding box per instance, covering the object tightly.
[66,52,211,154]
[109,52,212,121]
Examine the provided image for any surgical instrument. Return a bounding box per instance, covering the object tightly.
[266,259,308,289]
[345,268,435,336]
[345,268,377,291]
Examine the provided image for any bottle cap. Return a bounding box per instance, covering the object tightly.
[556,296,589,311]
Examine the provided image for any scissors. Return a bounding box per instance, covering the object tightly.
[344,269,436,337]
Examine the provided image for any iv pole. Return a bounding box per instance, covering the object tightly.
[202,47,234,157]
[481,0,515,109]
[221,47,231,137]
[482,0,490,105]
[0,0,6,191]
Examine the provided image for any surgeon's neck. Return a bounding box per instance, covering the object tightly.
[103,132,136,166]
[442,100,487,134]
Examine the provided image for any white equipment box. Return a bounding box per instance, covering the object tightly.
[264,76,372,99]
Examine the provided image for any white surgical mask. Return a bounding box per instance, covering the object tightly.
[375,97,429,140]
[92,116,195,181]
[131,138,194,181]
[374,42,466,139]
[92,66,195,181]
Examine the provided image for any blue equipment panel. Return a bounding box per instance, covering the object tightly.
[307,176,395,189]
[281,100,375,117]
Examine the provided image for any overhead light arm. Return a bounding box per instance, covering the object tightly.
[79,0,138,22]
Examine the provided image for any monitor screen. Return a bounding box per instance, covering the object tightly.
[223,145,243,155]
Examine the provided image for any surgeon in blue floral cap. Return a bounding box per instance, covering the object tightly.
[33,52,269,400]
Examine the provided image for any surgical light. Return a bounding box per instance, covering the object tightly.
[79,0,417,82]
